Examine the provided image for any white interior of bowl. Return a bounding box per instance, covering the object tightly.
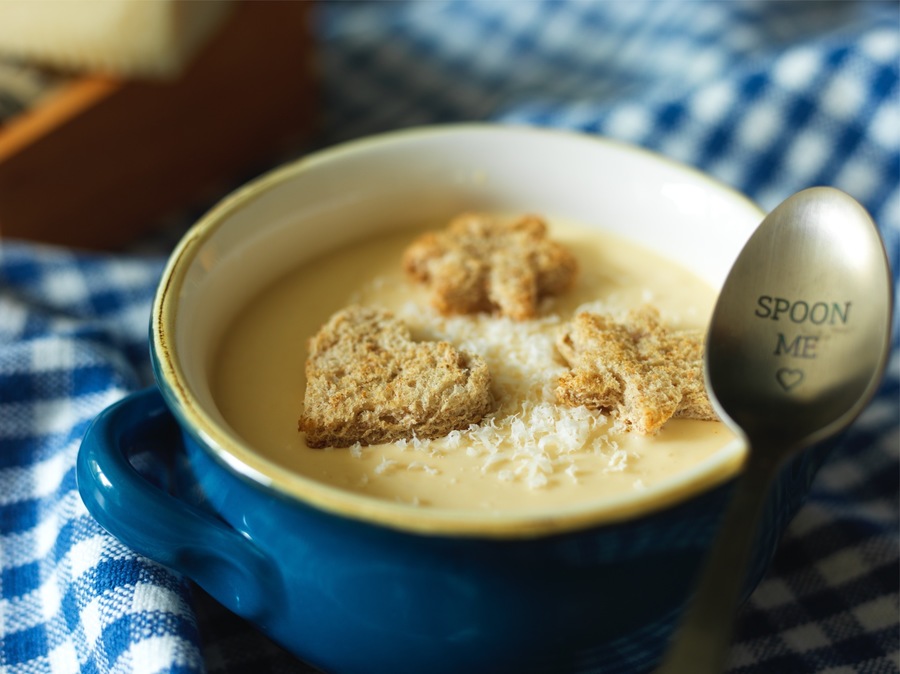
[153,124,764,536]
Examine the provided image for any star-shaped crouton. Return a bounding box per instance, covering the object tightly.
[299,305,493,448]
[555,306,716,435]
[403,213,578,320]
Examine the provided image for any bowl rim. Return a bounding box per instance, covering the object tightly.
[152,122,762,538]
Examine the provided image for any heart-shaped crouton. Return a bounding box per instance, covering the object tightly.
[299,305,493,448]
[403,213,578,320]
[556,306,716,435]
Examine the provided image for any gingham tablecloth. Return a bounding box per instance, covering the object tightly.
[1,2,897,673]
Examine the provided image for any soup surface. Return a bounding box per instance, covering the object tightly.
[212,218,737,513]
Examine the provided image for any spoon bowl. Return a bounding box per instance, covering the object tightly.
[708,187,892,448]
[657,186,893,673]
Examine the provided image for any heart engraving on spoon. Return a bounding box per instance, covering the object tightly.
[776,368,804,391]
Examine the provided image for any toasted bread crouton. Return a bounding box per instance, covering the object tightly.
[403,213,578,320]
[555,306,716,435]
[299,305,493,448]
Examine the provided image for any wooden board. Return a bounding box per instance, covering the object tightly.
[0,1,318,249]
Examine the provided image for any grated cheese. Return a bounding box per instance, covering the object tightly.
[407,461,440,476]
[343,274,651,490]
[389,289,624,489]
[374,457,399,475]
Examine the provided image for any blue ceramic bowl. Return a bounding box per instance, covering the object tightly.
[77,125,834,674]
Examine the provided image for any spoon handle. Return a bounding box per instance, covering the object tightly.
[655,449,782,673]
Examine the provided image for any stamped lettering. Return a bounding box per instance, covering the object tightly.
[774,333,819,359]
[755,296,851,325]
[755,295,851,393]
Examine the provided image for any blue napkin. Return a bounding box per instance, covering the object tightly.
[1,2,897,672]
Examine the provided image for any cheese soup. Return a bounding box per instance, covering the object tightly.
[212,219,737,513]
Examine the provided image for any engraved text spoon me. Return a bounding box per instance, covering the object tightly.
[656,186,893,674]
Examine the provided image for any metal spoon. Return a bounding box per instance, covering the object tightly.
[655,186,893,673]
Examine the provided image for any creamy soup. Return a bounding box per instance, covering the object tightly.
[212,219,737,513]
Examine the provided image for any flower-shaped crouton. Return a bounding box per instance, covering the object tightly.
[555,306,716,435]
[299,305,493,448]
[403,213,578,320]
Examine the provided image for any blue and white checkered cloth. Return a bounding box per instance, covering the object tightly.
[1,2,897,672]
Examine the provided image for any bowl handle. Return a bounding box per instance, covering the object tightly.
[77,387,281,621]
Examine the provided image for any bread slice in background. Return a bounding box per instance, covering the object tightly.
[0,0,234,79]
